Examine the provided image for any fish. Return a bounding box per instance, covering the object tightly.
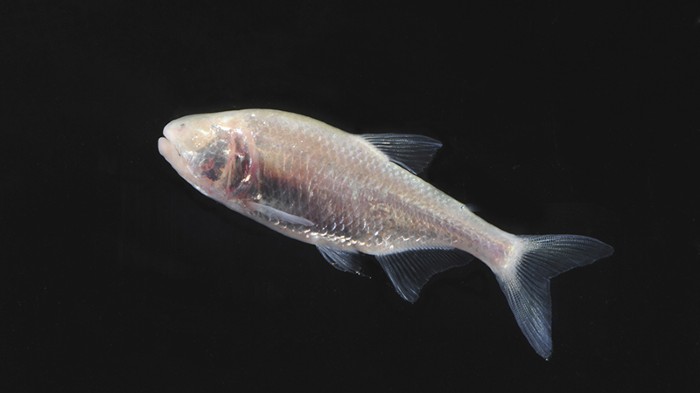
[158,108,613,359]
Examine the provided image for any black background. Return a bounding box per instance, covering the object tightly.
[3,1,699,392]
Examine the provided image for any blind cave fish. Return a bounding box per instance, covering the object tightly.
[157,108,613,359]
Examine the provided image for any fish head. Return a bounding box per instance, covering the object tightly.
[159,112,255,202]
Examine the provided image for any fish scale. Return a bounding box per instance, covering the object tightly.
[253,123,439,250]
[158,108,613,359]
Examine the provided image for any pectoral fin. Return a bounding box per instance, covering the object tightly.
[247,201,315,227]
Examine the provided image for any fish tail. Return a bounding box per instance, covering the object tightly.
[495,235,613,359]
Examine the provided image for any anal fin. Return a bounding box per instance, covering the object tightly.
[375,248,473,302]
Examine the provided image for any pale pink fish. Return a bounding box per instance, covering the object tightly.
[158,108,613,358]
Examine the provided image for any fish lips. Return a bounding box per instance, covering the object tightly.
[158,135,202,192]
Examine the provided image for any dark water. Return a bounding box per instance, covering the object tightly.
[3,2,699,392]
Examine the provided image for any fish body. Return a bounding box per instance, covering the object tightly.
[158,109,613,358]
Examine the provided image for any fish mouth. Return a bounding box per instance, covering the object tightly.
[158,136,176,158]
[158,135,180,167]
[158,135,187,169]
[158,135,197,187]
[159,118,183,156]
[162,118,181,143]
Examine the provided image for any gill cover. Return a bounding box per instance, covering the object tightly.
[224,127,258,198]
[186,124,259,200]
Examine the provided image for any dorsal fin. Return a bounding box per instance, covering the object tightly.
[360,133,442,174]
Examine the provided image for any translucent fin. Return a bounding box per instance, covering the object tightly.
[247,202,314,226]
[360,133,442,174]
[376,249,473,302]
[496,235,614,359]
[317,246,368,276]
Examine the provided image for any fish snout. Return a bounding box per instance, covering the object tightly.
[163,118,186,143]
[161,114,219,156]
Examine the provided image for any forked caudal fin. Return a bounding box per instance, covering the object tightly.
[496,235,613,359]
